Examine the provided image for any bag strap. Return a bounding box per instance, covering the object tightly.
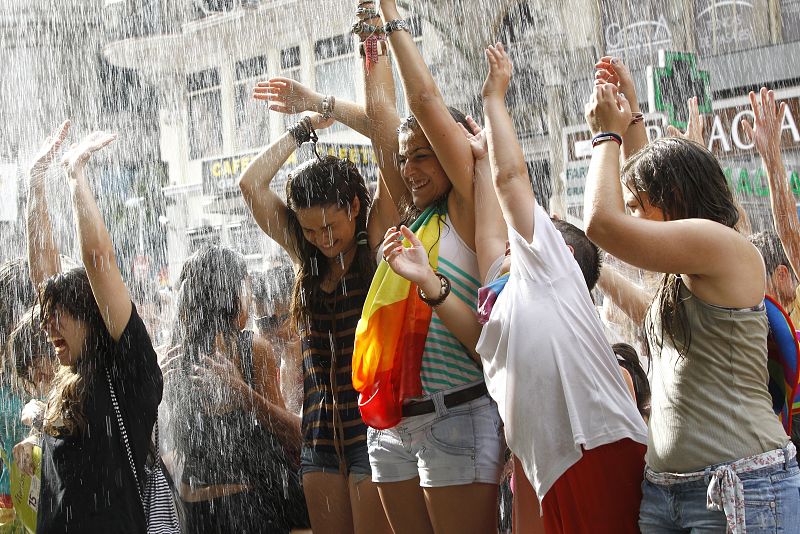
[105,367,145,507]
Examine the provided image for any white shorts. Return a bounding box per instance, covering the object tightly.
[367,393,506,487]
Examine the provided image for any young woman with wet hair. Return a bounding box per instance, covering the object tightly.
[583,79,800,530]
[11,124,164,534]
[239,13,410,525]
[339,3,507,533]
[240,139,393,532]
[163,245,307,533]
[0,259,46,528]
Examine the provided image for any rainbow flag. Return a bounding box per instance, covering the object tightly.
[765,294,800,435]
[352,202,446,429]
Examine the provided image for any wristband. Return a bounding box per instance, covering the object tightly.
[384,19,410,36]
[591,132,622,148]
[630,112,644,126]
[417,272,451,308]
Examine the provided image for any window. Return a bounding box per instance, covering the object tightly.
[781,0,800,42]
[234,55,270,150]
[188,68,223,160]
[315,34,356,134]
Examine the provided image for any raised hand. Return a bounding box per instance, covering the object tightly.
[595,57,639,107]
[61,131,117,177]
[31,120,70,177]
[254,77,322,115]
[191,334,248,413]
[382,225,434,285]
[666,96,705,145]
[457,115,488,161]
[158,344,182,382]
[585,83,632,137]
[742,87,787,162]
[482,43,513,100]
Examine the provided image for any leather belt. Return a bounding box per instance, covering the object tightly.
[401,382,488,418]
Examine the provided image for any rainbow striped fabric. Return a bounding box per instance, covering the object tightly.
[352,202,446,430]
[765,294,800,435]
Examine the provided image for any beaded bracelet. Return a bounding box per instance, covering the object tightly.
[591,132,622,148]
[417,272,451,308]
[289,117,318,147]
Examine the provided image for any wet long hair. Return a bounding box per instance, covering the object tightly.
[285,156,374,329]
[397,107,471,225]
[0,259,37,392]
[39,267,110,437]
[167,246,249,463]
[7,305,57,396]
[622,138,739,357]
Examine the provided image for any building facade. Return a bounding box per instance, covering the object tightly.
[98,0,800,280]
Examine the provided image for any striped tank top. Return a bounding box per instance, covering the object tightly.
[300,269,370,456]
[421,222,483,394]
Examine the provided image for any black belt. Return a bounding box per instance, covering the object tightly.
[401,382,488,418]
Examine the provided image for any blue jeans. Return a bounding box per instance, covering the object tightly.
[639,454,800,533]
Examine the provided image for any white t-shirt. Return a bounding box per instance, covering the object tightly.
[475,204,648,501]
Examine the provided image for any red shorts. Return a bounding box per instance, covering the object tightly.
[541,438,646,534]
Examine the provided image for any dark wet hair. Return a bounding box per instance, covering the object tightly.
[552,219,602,291]
[0,259,36,357]
[39,267,110,436]
[284,155,374,329]
[397,106,471,137]
[749,231,792,278]
[173,245,248,361]
[612,342,651,420]
[623,138,739,358]
[7,305,56,395]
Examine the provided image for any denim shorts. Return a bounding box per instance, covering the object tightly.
[639,448,800,533]
[299,443,372,477]
[367,393,505,487]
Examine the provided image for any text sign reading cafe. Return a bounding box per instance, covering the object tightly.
[563,95,800,207]
[202,143,377,196]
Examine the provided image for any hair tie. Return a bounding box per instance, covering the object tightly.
[356,231,369,245]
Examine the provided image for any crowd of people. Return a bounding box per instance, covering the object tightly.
[2,0,800,532]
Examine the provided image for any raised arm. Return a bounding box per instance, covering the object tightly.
[378,0,474,202]
[61,132,131,341]
[595,56,648,160]
[461,117,507,283]
[583,85,763,305]
[596,261,651,324]
[352,3,404,248]
[238,113,334,262]
[482,44,535,242]
[27,121,69,288]
[255,77,370,137]
[743,88,800,278]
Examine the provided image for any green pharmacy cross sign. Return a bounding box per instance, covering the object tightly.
[647,50,712,130]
